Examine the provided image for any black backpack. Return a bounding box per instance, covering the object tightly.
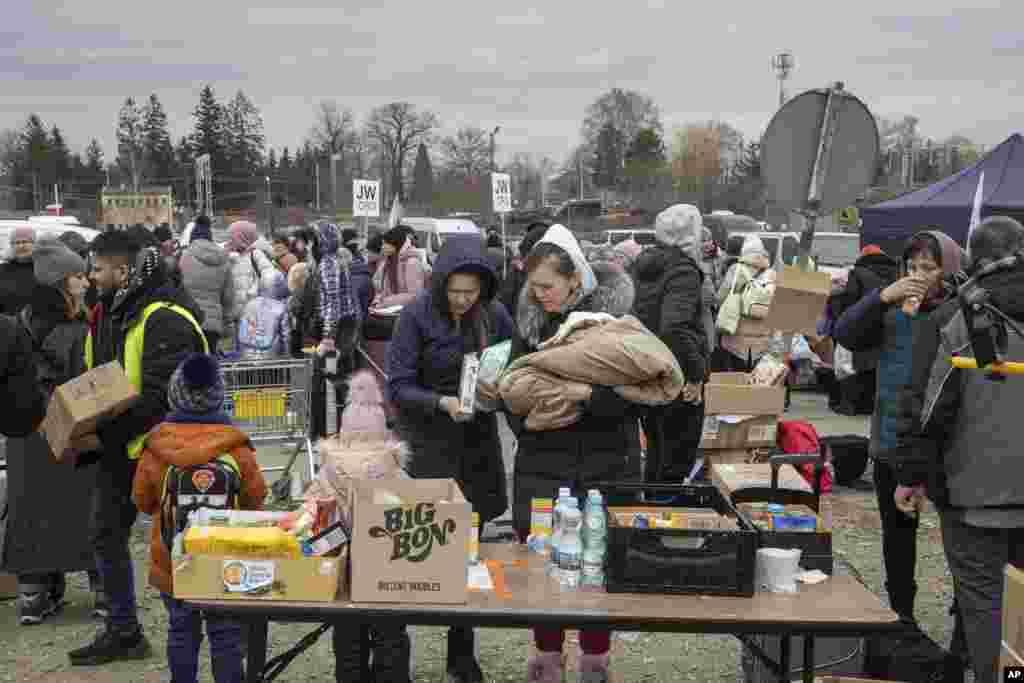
[160,454,243,550]
[863,620,965,683]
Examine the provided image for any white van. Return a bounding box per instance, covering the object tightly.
[0,220,99,262]
[400,218,482,264]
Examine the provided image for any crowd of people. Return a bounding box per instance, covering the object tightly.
[0,206,1022,682]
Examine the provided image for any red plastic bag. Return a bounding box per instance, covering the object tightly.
[776,420,833,494]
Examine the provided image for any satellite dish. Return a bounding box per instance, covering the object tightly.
[761,85,879,215]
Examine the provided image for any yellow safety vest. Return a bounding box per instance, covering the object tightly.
[86,302,208,459]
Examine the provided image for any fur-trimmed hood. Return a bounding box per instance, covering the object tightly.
[516,260,635,348]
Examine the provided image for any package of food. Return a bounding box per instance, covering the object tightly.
[192,510,291,528]
[750,354,788,387]
[477,341,512,412]
[183,526,302,559]
[301,522,349,557]
[458,352,481,416]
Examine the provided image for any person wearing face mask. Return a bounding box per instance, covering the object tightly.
[387,235,513,683]
[507,224,642,683]
[834,230,964,630]
[0,226,38,316]
[2,239,103,627]
[68,231,207,667]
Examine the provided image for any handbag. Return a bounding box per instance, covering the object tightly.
[741,268,776,320]
[715,265,743,335]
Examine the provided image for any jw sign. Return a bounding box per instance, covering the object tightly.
[353,179,380,217]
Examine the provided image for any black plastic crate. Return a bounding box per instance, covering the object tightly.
[598,482,758,597]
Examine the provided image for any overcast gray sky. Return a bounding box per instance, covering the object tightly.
[2,1,1020,167]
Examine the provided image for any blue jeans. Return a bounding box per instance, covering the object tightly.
[161,594,244,683]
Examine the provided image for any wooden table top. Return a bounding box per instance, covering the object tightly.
[189,544,901,636]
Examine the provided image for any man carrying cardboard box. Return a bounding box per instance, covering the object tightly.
[68,232,208,667]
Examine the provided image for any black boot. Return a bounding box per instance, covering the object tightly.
[886,582,917,626]
[68,623,152,666]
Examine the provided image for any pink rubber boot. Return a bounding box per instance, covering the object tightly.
[527,651,563,683]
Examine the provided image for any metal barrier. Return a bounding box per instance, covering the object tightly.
[219,356,316,489]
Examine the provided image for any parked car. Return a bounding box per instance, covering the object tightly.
[401,217,482,265]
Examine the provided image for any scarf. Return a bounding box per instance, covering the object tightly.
[111,247,161,313]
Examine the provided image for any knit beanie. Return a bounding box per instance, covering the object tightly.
[33,238,87,287]
[287,261,308,294]
[168,353,225,415]
[227,221,259,253]
[861,244,883,257]
[154,225,174,243]
[340,369,388,433]
[12,226,36,244]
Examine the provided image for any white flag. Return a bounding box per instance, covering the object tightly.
[388,196,404,229]
[967,170,985,255]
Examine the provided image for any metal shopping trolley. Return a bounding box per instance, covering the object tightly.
[219,356,316,494]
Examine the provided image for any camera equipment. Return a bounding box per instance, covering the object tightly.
[955,250,1024,379]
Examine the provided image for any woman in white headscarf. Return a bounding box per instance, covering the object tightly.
[713,234,775,371]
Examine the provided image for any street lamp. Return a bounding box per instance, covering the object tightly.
[489,126,501,172]
[772,52,795,108]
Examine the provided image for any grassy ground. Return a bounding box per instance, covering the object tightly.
[0,392,960,682]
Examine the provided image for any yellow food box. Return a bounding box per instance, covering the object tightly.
[183,526,301,559]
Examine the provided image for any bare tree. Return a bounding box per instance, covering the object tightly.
[440,126,491,179]
[364,102,439,202]
[310,100,354,157]
[581,88,662,164]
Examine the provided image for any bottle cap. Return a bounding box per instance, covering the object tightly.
[558,487,571,498]
[766,504,785,513]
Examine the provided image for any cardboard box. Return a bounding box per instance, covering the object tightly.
[704,373,786,417]
[1001,641,1024,673]
[349,478,471,604]
[764,265,832,335]
[0,572,17,599]
[1004,564,1024,658]
[700,415,779,449]
[40,362,138,461]
[710,463,813,499]
[609,506,731,530]
[173,547,346,602]
[700,448,752,467]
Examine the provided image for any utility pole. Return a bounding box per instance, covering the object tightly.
[331,152,341,216]
[315,161,321,212]
[489,126,501,172]
[772,52,795,108]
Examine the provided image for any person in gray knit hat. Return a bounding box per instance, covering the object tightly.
[166,352,228,421]
[34,238,87,289]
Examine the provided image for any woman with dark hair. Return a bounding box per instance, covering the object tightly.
[2,239,102,625]
[834,230,963,626]
[499,221,549,313]
[506,224,640,683]
[388,236,513,683]
[370,225,427,311]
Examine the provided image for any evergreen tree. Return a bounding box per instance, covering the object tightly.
[279,147,292,173]
[411,142,434,207]
[49,125,70,183]
[224,90,265,176]
[592,122,624,190]
[267,148,278,173]
[189,85,227,174]
[15,115,52,210]
[143,93,174,182]
[116,97,144,189]
[85,139,104,174]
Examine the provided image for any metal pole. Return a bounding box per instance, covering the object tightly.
[315,162,321,212]
[331,153,340,216]
[501,211,507,280]
[798,82,844,270]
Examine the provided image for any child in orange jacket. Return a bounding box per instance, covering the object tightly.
[132,353,267,683]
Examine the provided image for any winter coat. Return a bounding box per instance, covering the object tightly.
[372,241,428,309]
[499,315,683,431]
[132,423,266,594]
[829,252,899,373]
[0,259,36,316]
[891,263,1024,526]
[349,254,373,319]
[387,236,514,523]
[833,231,962,459]
[508,260,643,539]
[237,270,291,356]
[179,239,235,335]
[84,268,208,463]
[296,246,358,351]
[717,253,775,361]
[632,244,708,382]
[227,248,274,323]
[0,314,46,437]
[1,285,96,575]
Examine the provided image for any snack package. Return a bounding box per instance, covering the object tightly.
[477,341,512,412]
[183,526,302,559]
[458,353,481,417]
[526,498,554,555]
[750,354,789,387]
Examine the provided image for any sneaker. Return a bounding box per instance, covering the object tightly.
[48,574,67,605]
[447,655,484,683]
[68,625,152,666]
[91,592,111,620]
[18,592,59,626]
[528,652,563,683]
[577,653,610,683]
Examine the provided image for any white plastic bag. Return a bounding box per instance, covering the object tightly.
[834,344,855,380]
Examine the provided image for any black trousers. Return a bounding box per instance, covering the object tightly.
[873,459,920,619]
[642,399,705,482]
[90,455,139,630]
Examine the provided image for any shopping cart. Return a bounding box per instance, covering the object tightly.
[219,356,316,494]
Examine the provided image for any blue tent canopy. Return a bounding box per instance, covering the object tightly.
[861,133,1024,256]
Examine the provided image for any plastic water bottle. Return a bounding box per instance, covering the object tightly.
[548,487,571,577]
[581,489,607,590]
[558,499,582,591]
